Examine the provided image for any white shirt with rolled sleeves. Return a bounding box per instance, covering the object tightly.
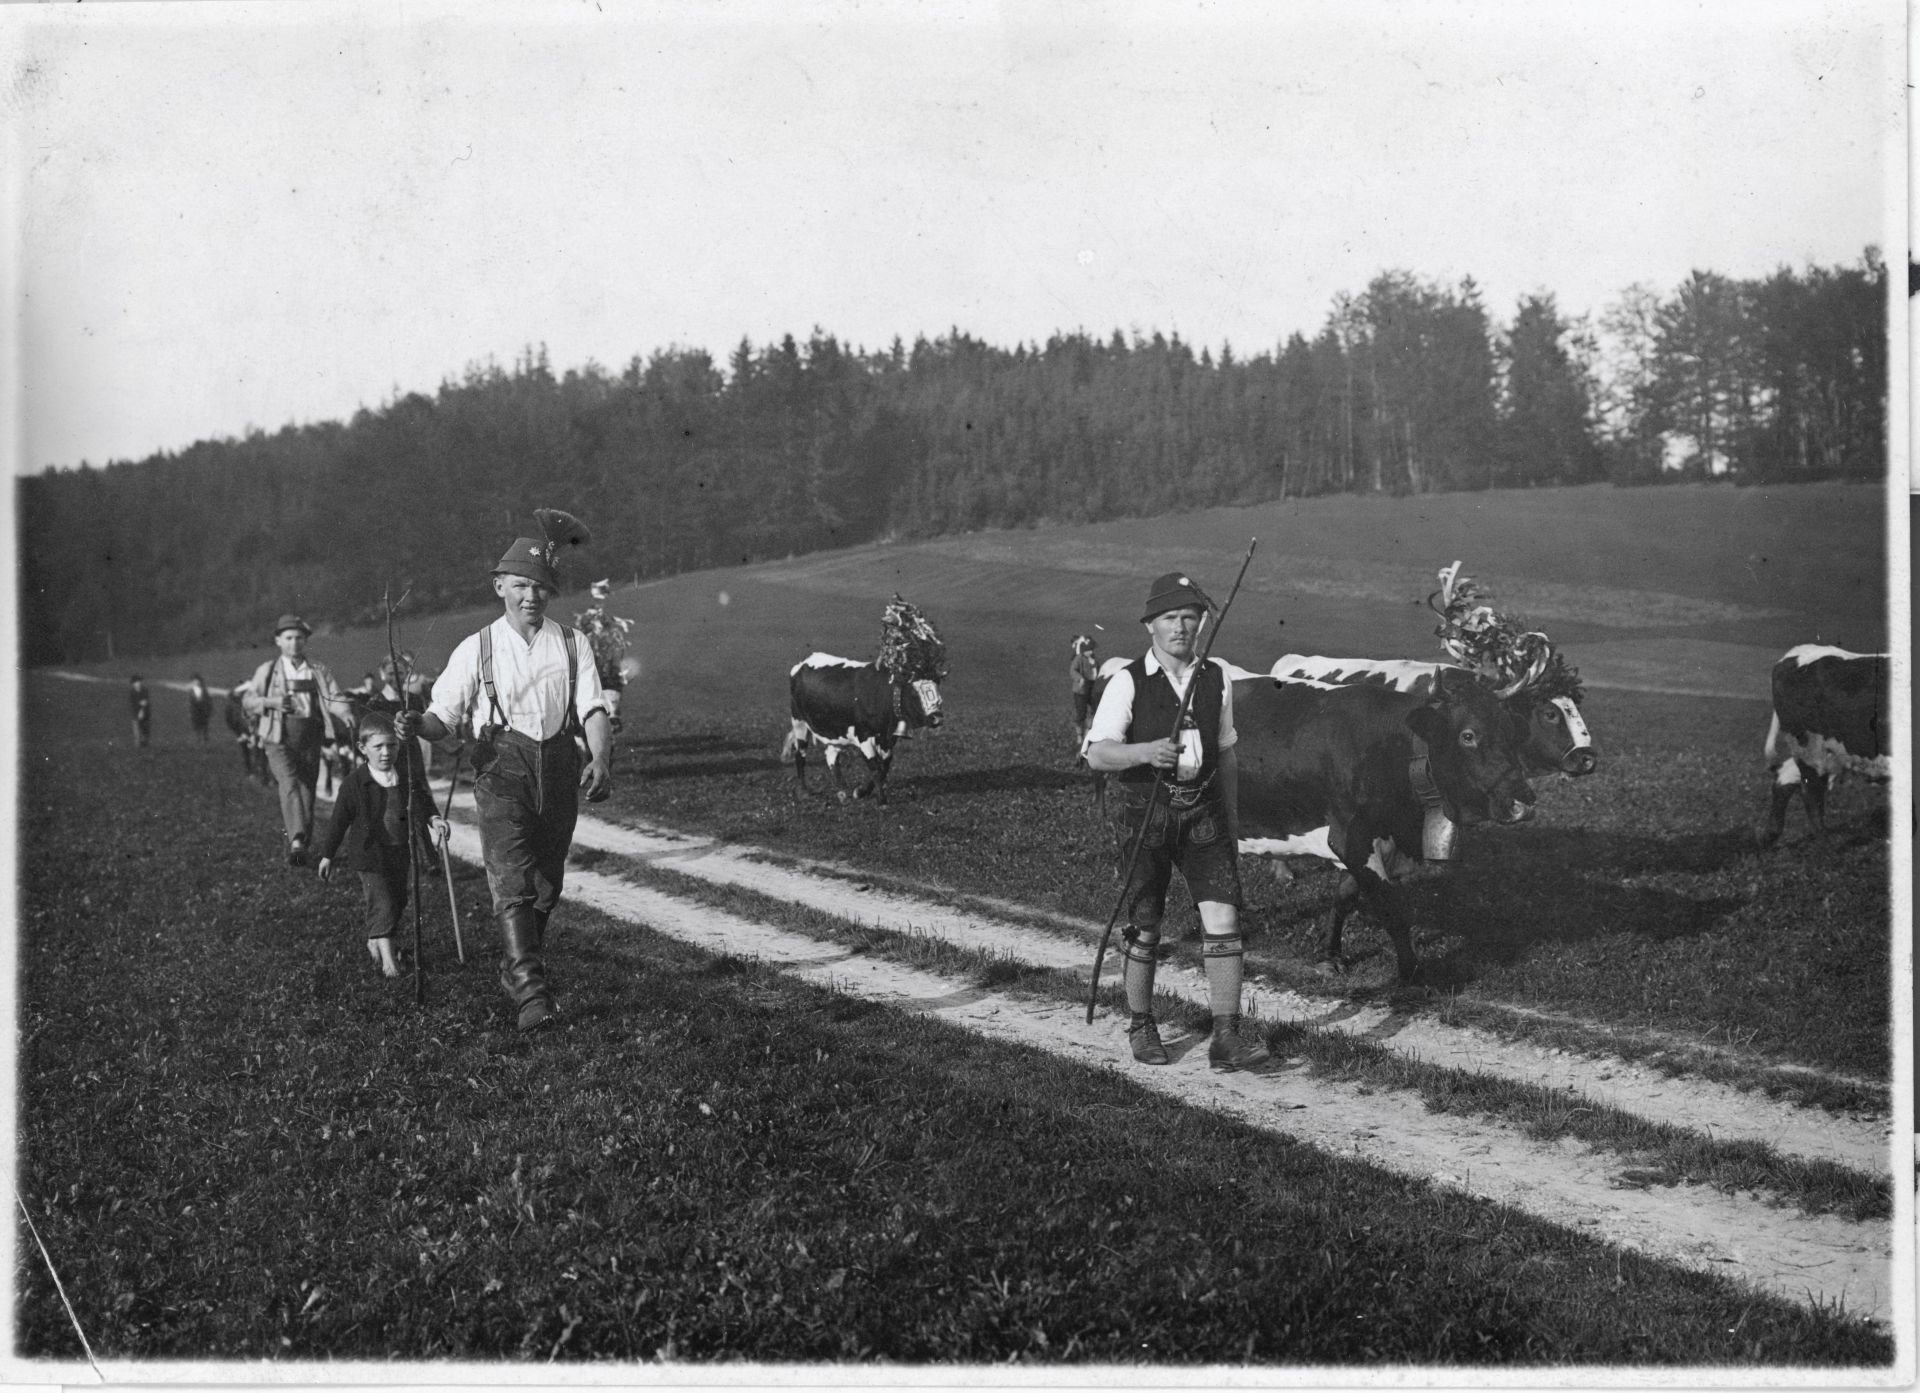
[426,617,608,742]
[1083,651,1237,779]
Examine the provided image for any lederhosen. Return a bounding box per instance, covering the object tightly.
[470,624,586,917]
[1111,656,1242,925]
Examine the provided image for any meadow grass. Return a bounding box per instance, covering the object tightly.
[14,678,1893,1365]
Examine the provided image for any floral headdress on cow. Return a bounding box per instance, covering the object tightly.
[574,578,635,684]
[1429,561,1583,704]
[878,595,948,683]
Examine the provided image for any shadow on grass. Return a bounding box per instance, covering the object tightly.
[1253,824,1760,991]
[900,762,1084,799]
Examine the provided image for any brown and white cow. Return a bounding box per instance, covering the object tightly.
[1760,644,1890,845]
[1269,653,1597,778]
[1232,668,1537,983]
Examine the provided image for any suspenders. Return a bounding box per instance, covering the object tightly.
[477,623,581,739]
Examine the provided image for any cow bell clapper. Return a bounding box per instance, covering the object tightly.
[1085,539,1258,1026]
[386,583,426,1006]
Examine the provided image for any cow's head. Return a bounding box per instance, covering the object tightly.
[904,677,944,731]
[1407,668,1536,825]
[1510,692,1597,777]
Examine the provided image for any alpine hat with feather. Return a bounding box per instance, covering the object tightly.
[492,509,593,589]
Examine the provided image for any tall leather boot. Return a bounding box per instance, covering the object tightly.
[498,905,555,1032]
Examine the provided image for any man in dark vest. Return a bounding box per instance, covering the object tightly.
[242,615,355,865]
[398,519,612,1032]
[1083,572,1270,1072]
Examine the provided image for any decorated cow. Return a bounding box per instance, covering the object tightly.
[783,596,948,805]
[574,579,637,734]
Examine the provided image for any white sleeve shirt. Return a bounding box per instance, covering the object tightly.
[427,616,608,742]
[1084,652,1237,769]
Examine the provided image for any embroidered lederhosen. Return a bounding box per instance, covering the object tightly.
[1109,657,1241,919]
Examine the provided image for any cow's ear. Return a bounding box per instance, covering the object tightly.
[1406,702,1444,746]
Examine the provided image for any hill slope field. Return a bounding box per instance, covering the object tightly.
[79,480,1887,720]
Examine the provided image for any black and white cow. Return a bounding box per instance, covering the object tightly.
[1760,644,1890,845]
[1232,668,1537,983]
[1269,654,1596,778]
[784,654,945,805]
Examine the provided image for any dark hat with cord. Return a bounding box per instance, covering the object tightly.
[492,508,593,589]
[1139,572,1213,623]
[272,613,312,637]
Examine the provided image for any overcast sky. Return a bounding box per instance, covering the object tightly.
[2,0,1905,474]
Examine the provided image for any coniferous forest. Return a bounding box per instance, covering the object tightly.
[19,254,1886,664]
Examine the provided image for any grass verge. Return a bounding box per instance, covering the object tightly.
[14,686,1894,1365]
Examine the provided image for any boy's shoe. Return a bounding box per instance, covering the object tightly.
[1208,1017,1272,1073]
[287,835,308,867]
[1128,1018,1170,1066]
[516,994,557,1032]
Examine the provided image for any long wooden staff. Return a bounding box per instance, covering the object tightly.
[385,584,425,1006]
[438,742,466,964]
[1085,540,1257,1025]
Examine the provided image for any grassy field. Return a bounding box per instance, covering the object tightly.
[13,675,1893,1365]
[17,480,1897,1366]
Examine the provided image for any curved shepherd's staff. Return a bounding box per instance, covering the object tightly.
[1085,539,1257,1025]
[386,584,426,1006]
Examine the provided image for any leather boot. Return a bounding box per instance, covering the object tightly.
[1128,1015,1170,1066]
[1208,1015,1271,1073]
[498,906,555,1032]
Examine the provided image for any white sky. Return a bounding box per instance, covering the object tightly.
[1,0,1905,473]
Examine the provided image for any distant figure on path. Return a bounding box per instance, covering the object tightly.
[243,614,355,867]
[1068,634,1099,752]
[127,676,152,747]
[398,511,611,1032]
[1083,571,1269,1073]
[187,674,212,743]
[315,712,447,978]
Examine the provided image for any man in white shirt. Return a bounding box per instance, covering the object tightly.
[399,534,613,1032]
[1084,572,1270,1072]
[242,614,356,866]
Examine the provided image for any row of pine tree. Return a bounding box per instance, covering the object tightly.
[19,253,1886,664]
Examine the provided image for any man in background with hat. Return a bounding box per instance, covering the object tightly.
[397,523,612,1033]
[243,614,356,866]
[1083,571,1270,1073]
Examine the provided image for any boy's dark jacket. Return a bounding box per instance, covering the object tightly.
[314,759,436,871]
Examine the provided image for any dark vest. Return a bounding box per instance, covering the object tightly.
[1116,656,1222,788]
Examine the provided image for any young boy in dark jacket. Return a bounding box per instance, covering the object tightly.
[315,713,448,976]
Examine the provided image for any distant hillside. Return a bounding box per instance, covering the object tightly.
[79,480,1885,721]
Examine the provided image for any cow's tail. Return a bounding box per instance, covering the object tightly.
[1762,710,1784,768]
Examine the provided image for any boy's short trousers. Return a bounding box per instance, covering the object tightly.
[1109,782,1242,928]
[1072,690,1092,723]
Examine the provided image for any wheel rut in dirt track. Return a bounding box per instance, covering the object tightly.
[558,811,1891,1180]
[429,797,1896,1327]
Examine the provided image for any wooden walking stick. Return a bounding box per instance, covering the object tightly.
[438,742,466,964]
[385,584,426,1006]
[1085,539,1257,1025]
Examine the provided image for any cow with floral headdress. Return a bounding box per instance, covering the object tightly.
[782,595,948,804]
[1267,561,1596,780]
